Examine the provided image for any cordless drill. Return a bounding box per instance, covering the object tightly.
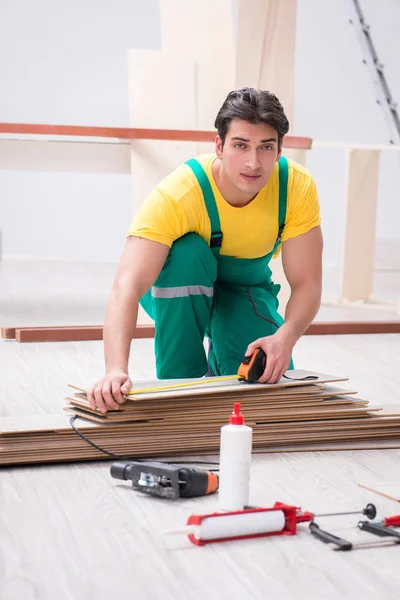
[111,460,219,500]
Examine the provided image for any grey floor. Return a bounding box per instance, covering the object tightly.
[1,256,400,600]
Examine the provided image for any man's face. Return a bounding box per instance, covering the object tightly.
[215,119,281,198]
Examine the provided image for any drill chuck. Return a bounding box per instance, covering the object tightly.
[110,461,133,481]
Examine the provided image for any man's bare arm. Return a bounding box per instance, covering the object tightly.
[88,236,170,412]
[246,226,323,383]
[279,225,323,343]
[104,236,169,373]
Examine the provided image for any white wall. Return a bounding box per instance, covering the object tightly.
[0,0,161,262]
[0,0,399,265]
[295,0,400,266]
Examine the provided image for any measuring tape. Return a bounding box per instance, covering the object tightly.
[125,374,238,397]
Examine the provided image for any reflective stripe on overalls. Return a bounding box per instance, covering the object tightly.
[140,157,292,379]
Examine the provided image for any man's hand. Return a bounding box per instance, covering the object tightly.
[245,329,296,384]
[87,371,133,413]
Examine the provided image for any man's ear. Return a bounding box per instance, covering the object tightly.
[215,135,223,159]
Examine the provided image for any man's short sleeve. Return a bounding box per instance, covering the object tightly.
[126,187,189,248]
[281,168,321,243]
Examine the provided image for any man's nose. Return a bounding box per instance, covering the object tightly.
[245,151,261,170]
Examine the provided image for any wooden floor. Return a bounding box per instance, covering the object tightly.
[1,259,400,600]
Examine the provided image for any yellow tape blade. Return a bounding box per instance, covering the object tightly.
[125,374,239,396]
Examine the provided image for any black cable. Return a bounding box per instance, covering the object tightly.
[283,374,318,381]
[69,415,219,468]
[70,415,123,459]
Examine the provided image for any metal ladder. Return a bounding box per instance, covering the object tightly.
[348,0,400,145]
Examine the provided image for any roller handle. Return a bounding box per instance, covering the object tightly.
[309,521,352,551]
[358,521,400,539]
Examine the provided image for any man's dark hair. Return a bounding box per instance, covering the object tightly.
[214,88,289,150]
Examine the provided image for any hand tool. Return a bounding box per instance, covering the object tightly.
[162,503,298,546]
[309,521,400,551]
[71,348,321,401]
[110,460,219,499]
[161,501,376,546]
[124,350,265,395]
[364,514,400,528]
[237,348,267,383]
[69,376,239,398]
[72,348,318,400]
[237,348,318,383]
[358,519,400,539]
[276,500,377,523]
[119,352,262,396]
[124,375,239,396]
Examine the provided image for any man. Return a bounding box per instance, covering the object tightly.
[88,88,323,413]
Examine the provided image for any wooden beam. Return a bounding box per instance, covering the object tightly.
[340,149,380,302]
[0,123,312,149]
[304,321,400,335]
[1,325,155,343]
[236,0,298,124]
[15,326,104,342]
[1,327,17,339]
[128,50,199,209]
[2,321,400,343]
[236,1,303,306]
[280,137,312,150]
[159,0,235,157]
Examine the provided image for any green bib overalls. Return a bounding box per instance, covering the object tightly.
[140,156,293,379]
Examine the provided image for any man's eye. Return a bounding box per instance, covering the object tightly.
[261,145,273,150]
[234,143,245,149]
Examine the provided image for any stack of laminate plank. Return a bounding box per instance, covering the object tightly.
[2,370,400,466]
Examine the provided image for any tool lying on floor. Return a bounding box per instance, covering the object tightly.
[110,460,219,499]
[358,514,400,538]
[162,503,298,546]
[294,501,377,522]
[309,521,400,551]
[309,509,400,551]
[162,501,377,545]
[361,514,400,528]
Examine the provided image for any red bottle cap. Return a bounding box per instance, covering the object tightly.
[229,402,244,425]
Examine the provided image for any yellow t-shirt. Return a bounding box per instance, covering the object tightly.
[127,154,321,259]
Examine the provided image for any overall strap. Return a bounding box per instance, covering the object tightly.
[277,155,289,241]
[185,158,222,255]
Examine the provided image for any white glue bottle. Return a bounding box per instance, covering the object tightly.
[218,402,253,512]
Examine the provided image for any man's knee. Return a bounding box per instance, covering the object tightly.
[156,233,217,287]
